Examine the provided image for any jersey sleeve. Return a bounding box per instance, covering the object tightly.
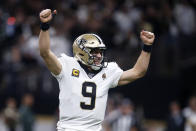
[108,62,123,88]
[51,53,69,80]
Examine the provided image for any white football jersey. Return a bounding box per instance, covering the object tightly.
[52,53,123,131]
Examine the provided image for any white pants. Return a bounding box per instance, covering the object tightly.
[57,128,81,131]
[57,128,103,131]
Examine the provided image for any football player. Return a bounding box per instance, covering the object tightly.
[39,9,155,131]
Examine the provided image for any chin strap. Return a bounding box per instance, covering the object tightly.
[91,65,101,70]
[90,61,108,71]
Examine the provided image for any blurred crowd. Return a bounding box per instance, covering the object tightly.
[103,94,196,131]
[0,0,196,130]
[2,93,196,131]
[1,94,35,131]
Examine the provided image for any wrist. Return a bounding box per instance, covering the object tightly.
[40,22,50,31]
[142,44,152,53]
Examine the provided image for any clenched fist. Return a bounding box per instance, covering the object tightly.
[140,30,155,45]
[39,9,57,23]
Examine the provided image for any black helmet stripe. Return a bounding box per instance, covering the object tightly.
[92,34,101,44]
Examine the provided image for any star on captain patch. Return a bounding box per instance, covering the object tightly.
[72,69,80,77]
[102,73,106,80]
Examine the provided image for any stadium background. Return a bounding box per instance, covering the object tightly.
[0,0,196,130]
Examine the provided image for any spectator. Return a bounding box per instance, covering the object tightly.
[183,96,196,131]
[19,94,35,131]
[166,101,185,131]
[104,99,140,131]
[173,0,196,35]
[3,98,19,131]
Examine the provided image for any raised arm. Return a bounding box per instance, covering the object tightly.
[118,31,155,86]
[39,9,62,75]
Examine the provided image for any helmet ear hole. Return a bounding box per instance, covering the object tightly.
[79,53,84,56]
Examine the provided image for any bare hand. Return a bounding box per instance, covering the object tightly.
[39,9,57,23]
[140,30,155,45]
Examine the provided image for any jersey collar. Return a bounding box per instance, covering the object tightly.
[78,61,102,79]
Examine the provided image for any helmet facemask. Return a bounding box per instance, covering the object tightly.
[88,48,107,70]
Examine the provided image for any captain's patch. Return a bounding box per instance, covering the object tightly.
[72,69,80,77]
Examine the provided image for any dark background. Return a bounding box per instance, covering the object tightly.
[0,0,196,120]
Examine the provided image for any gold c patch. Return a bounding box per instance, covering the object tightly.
[72,69,80,77]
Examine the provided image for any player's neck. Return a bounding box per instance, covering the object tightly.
[78,61,102,78]
[87,66,93,72]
